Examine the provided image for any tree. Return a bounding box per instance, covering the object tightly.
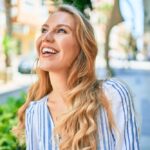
[62,0,92,14]
[104,0,123,76]
[3,0,12,67]
[2,0,13,82]
[53,0,92,15]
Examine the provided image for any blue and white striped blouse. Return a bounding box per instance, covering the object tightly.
[25,79,140,150]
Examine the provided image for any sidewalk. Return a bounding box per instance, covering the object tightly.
[0,73,37,104]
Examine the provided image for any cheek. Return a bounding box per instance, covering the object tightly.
[61,39,80,63]
[60,36,80,53]
[68,39,80,59]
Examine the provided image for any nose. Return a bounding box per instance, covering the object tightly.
[42,31,54,43]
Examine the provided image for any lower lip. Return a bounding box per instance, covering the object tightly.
[41,53,57,57]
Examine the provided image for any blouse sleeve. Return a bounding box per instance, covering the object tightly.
[25,102,36,150]
[25,101,41,150]
[103,78,140,150]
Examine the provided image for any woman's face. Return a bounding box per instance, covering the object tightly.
[36,11,80,72]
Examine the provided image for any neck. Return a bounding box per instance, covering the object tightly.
[49,71,69,103]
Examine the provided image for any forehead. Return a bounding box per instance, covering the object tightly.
[45,11,76,29]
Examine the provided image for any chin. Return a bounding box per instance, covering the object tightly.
[39,65,61,73]
[38,61,52,71]
[38,62,67,72]
[39,66,52,72]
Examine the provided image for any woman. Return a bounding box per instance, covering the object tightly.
[15,4,140,150]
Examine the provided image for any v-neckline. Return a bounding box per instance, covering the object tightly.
[45,96,55,128]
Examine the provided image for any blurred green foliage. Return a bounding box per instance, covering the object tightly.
[54,0,92,17]
[2,34,18,67]
[97,2,113,24]
[2,34,18,56]
[62,0,92,13]
[0,93,26,150]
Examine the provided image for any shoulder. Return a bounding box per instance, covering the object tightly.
[25,95,49,130]
[101,78,134,121]
[102,78,131,95]
[101,79,140,149]
[25,94,51,145]
[102,78,132,103]
[26,95,48,114]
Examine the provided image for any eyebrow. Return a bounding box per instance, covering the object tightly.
[42,24,72,31]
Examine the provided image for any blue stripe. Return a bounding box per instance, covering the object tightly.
[47,108,52,150]
[40,102,44,149]
[100,107,107,150]
[134,118,140,149]
[114,80,140,149]
[119,83,140,149]
[106,80,128,149]
[108,80,132,149]
[26,111,29,137]
[108,80,131,149]
[110,128,116,148]
[107,79,139,149]
[30,107,34,150]
[46,97,54,150]
[37,103,41,142]
[114,80,135,149]
[25,79,139,150]
[39,103,42,148]
[28,106,32,150]
[44,100,48,149]
[42,101,46,149]
[103,109,111,150]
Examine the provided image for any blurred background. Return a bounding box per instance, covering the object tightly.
[0,0,150,149]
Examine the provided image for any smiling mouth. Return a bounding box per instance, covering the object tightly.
[42,47,59,56]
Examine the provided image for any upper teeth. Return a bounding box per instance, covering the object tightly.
[42,48,57,54]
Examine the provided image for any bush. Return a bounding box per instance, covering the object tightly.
[0,93,26,150]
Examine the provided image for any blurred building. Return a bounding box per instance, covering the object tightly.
[0,0,56,82]
[0,0,52,56]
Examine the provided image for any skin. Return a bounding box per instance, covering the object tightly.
[36,11,80,72]
[36,11,80,125]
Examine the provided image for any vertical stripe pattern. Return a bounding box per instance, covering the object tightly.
[25,79,140,150]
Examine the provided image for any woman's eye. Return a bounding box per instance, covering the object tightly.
[41,28,47,33]
[57,28,67,33]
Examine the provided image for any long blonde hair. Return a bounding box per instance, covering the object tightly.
[15,4,115,150]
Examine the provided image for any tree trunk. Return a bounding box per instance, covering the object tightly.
[4,0,12,67]
[105,0,123,76]
[143,0,150,32]
[4,0,12,36]
[3,0,12,82]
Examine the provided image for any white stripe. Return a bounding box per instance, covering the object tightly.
[25,79,139,150]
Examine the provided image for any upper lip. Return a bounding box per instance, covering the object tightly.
[40,45,59,54]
